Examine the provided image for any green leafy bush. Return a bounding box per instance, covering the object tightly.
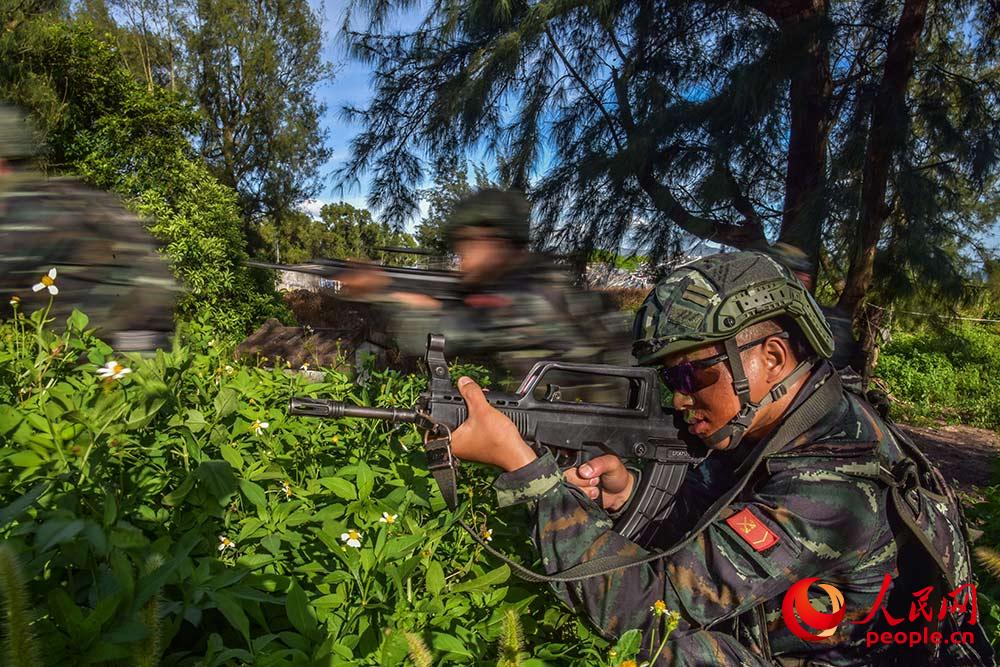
[1,18,290,338]
[874,325,1000,429]
[0,301,678,665]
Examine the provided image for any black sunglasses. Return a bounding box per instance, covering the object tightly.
[659,332,790,395]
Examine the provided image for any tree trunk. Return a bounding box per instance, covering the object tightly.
[836,0,930,319]
[774,1,833,288]
[743,0,833,288]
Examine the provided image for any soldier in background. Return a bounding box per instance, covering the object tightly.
[341,188,630,387]
[0,104,180,353]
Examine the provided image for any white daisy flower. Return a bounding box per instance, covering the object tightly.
[280,481,293,499]
[32,268,59,295]
[96,360,132,381]
[480,527,493,542]
[9,295,20,307]
[250,419,269,435]
[340,529,362,548]
[379,512,398,524]
[218,535,236,552]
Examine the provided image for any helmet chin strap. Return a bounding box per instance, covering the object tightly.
[702,337,816,449]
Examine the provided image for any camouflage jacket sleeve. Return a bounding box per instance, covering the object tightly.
[494,447,885,639]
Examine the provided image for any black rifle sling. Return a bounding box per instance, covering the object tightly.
[425,436,459,510]
[424,369,844,583]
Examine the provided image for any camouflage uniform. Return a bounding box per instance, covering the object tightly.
[493,252,989,666]
[390,188,630,382]
[1,105,180,352]
[391,253,630,380]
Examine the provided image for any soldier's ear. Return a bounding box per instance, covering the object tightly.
[762,336,791,381]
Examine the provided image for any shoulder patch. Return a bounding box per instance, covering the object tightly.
[725,508,780,552]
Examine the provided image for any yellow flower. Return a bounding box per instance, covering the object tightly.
[9,295,20,307]
[650,599,668,616]
[250,419,269,435]
[340,529,362,548]
[620,661,638,667]
[280,481,293,499]
[217,535,236,552]
[480,527,493,542]
[32,268,58,295]
[379,512,398,524]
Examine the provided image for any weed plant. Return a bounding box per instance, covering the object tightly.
[0,298,675,665]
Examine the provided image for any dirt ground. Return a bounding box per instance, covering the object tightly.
[897,423,1000,494]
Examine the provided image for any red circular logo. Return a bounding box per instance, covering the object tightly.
[781,578,846,641]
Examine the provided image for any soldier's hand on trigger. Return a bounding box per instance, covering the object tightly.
[451,376,537,472]
[563,455,635,512]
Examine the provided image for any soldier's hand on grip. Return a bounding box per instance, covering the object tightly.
[563,455,635,511]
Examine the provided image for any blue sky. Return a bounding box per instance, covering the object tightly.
[305,0,431,225]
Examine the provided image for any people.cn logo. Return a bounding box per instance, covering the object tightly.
[782,578,846,641]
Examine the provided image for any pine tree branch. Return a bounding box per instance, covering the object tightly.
[543,24,625,153]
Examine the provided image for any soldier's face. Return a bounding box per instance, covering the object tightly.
[454,228,514,279]
[663,342,776,449]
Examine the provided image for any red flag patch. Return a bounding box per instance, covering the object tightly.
[725,508,779,552]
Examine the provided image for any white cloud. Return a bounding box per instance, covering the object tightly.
[298,198,330,218]
[297,195,372,219]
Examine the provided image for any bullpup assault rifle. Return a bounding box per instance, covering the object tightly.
[288,334,706,580]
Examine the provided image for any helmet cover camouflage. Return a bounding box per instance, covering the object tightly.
[445,188,531,247]
[632,251,833,364]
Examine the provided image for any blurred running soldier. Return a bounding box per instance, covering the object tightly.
[0,103,180,353]
[342,188,629,386]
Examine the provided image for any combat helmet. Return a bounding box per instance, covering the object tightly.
[445,188,531,247]
[633,251,834,448]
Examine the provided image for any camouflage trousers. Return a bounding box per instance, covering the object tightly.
[656,630,775,667]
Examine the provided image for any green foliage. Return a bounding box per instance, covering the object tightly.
[0,16,289,337]
[874,325,1000,429]
[259,203,420,264]
[340,0,1000,323]
[71,0,334,247]
[589,250,648,273]
[964,488,1000,645]
[181,0,333,241]
[0,303,623,664]
[0,543,42,667]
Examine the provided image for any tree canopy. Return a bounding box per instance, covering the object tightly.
[73,0,334,253]
[340,0,1000,320]
[0,10,288,335]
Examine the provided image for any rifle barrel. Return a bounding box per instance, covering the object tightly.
[288,397,421,423]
